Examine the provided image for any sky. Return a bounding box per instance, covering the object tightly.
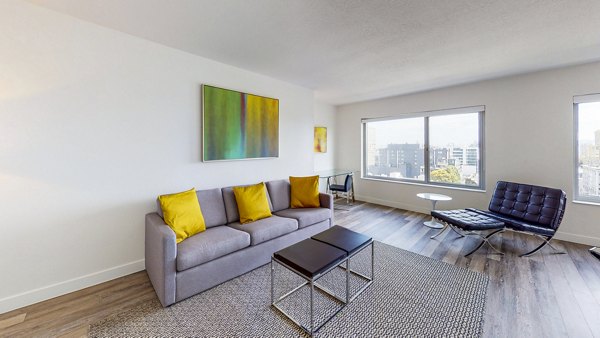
[579,102,600,144]
[368,113,479,148]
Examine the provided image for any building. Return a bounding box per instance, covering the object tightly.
[431,147,449,168]
[450,147,479,167]
[581,165,600,197]
[372,143,424,179]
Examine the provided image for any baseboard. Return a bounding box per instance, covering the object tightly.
[0,259,145,315]
[355,194,430,215]
[356,195,600,247]
[554,232,600,247]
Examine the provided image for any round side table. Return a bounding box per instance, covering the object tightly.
[416,193,452,229]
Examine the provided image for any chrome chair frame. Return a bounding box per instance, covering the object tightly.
[432,217,566,257]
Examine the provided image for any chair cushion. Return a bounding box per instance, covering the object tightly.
[431,209,504,231]
[488,181,566,229]
[329,184,345,191]
[265,180,291,212]
[228,215,298,245]
[274,208,331,228]
[469,209,556,237]
[176,226,250,271]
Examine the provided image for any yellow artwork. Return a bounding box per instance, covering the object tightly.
[314,127,327,153]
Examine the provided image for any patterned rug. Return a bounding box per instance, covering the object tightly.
[90,242,488,337]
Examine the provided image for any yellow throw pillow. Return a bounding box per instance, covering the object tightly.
[158,188,206,243]
[290,176,320,208]
[233,182,272,224]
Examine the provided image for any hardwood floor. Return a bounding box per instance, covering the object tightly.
[1,200,599,337]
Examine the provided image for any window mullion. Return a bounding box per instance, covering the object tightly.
[573,103,580,201]
[424,116,430,184]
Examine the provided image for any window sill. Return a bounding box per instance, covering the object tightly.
[360,176,486,193]
[573,200,600,206]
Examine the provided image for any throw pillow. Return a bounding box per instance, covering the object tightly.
[158,188,206,243]
[233,182,272,224]
[290,175,320,208]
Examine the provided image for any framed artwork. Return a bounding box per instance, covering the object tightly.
[314,126,327,153]
[202,85,279,161]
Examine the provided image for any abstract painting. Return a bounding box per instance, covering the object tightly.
[202,85,279,161]
[314,126,327,153]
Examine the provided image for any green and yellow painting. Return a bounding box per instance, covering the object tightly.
[202,85,279,161]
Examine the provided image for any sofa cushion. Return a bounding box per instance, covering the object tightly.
[176,226,250,272]
[274,208,331,228]
[156,188,227,228]
[196,188,228,228]
[265,180,291,212]
[228,215,298,245]
[223,185,274,223]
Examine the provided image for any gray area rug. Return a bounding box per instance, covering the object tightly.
[90,242,488,337]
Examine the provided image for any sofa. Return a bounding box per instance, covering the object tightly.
[145,179,334,307]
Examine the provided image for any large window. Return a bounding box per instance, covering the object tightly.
[574,94,600,203]
[362,106,484,189]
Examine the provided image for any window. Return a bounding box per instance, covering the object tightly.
[362,106,485,190]
[574,94,600,203]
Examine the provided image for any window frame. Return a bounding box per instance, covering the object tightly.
[361,105,486,191]
[573,93,600,204]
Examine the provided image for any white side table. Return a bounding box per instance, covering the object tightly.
[417,193,452,229]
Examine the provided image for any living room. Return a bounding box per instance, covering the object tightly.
[1,0,600,337]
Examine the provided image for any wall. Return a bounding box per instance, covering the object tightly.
[313,102,336,192]
[0,0,317,313]
[313,101,336,172]
[337,61,600,247]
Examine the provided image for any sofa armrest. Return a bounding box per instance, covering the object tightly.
[319,193,334,227]
[145,212,177,307]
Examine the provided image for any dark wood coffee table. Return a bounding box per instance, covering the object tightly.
[271,227,374,336]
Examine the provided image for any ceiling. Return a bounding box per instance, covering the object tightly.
[26,0,600,105]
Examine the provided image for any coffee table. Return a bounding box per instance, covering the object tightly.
[311,225,374,302]
[271,227,374,336]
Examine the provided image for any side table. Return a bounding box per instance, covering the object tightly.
[416,193,452,229]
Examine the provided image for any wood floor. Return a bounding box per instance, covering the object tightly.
[2,200,600,337]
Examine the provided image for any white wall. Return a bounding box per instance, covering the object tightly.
[0,0,317,313]
[313,102,336,192]
[313,101,336,172]
[337,61,600,247]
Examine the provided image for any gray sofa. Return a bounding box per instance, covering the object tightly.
[145,179,334,307]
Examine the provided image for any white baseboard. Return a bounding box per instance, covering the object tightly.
[0,259,145,315]
[355,194,430,215]
[554,232,600,246]
[356,195,600,247]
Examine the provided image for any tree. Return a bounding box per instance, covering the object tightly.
[430,166,461,183]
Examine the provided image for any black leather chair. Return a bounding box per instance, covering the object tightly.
[432,181,567,257]
[329,174,355,203]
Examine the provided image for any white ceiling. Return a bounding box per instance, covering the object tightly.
[26,0,600,105]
